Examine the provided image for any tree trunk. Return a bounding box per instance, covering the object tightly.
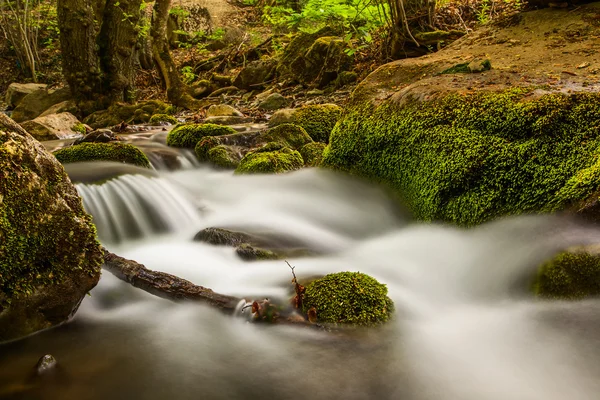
[97,0,143,103]
[57,0,105,114]
[151,0,203,109]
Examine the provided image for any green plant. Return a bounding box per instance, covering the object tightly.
[476,0,491,24]
[180,66,196,84]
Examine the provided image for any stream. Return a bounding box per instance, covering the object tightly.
[2,145,600,399]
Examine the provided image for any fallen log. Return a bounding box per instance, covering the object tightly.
[102,248,241,312]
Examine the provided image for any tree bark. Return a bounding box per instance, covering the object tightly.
[57,0,105,114]
[151,0,203,109]
[97,0,143,103]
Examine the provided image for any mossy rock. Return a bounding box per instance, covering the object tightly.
[0,114,103,341]
[149,113,178,125]
[83,100,174,129]
[207,145,241,169]
[166,123,236,148]
[195,136,221,161]
[301,272,394,326]
[294,104,343,143]
[534,251,600,300]
[235,144,304,174]
[71,122,87,135]
[258,123,313,150]
[299,142,326,167]
[323,88,600,225]
[53,142,151,168]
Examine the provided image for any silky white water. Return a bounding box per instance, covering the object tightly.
[2,167,600,400]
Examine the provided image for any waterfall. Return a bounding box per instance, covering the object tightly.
[76,174,202,243]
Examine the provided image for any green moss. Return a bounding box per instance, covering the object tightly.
[167,123,236,148]
[71,123,87,135]
[207,145,240,169]
[149,113,178,125]
[235,144,304,174]
[534,251,600,299]
[0,128,103,301]
[195,136,220,161]
[259,123,313,150]
[301,272,394,326]
[53,142,151,168]
[295,104,343,143]
[323,89,600,225]
[299,142,326,167]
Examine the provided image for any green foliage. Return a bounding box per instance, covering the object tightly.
[53,142,151,168]
[180,66,197,84]
[534,251,600,299]
[169,6,190,18]
[167,123,236,148]
[294,104,343,143]
[259,123,313,149]
[149,113,178,125]
[322,89,600,225]
[71,123,87,135]
[235,144,304,174]
[302,272,394,326]
[263,0,388,35]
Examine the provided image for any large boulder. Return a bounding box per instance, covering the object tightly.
[0,113,103,342]
[39,100,79,118]
[5,83,48,109]
[323,4,600,226]
[20,112,83,141]
[11,87,72,123]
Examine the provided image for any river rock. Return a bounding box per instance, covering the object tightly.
[73,129,119,145]
[258,93,290,111]
[0,113,103,342]
[11,87,72,123]
[5,83,48,109]
[206,104,244,117]
[39,100,79,118]
[268,108,297,127]
[20,112,83,141]
[35,355,58,376]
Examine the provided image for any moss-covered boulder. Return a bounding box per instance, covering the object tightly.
[299,142,326,167]
[83,100,175,129]
[534,251,600,300]
[0,114,103,341]
[167,123,236,148]
[149,113,178,125]
[294,104,343,143]
[301,272,394,326]
[235,143,304,174]
[207,145,241,169]
[323,84,600,225]
[258,123,313,150]
[53,142,151,168]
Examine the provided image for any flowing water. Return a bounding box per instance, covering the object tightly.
[2,165,600,400]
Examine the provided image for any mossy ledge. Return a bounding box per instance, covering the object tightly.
[323,88,600,226]
[301,272,394,326]
[535,251,600,300]
[53,142,151,168]
[167,123,236,148]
